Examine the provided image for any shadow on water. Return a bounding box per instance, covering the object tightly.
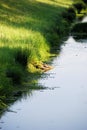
[72,35,87,42]
[0,45,62,119]
[0,80,48,119]
[71,16,87,42]
[0,84,45,118]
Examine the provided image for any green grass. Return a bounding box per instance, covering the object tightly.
[0,1,72,69]
[0,0,75,109]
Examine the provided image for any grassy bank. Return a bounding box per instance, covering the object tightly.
[0,0,75,109]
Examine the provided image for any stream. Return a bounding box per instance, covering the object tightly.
[0,17,87,130]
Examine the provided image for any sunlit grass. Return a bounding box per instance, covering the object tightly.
[0,0,79,110]
[0,0,72,66]
[0,0,73,91]
[37,0,72,7]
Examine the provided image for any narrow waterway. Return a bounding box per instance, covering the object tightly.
[0,16,87,130]
[0,36,87,130]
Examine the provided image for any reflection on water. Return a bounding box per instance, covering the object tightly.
[71,16,87,41]
[0,36,87,130]
[82,16,87,23]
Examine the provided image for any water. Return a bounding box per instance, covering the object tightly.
[1,15,87,129]
[82,16,87,22]
[0,36,87,130]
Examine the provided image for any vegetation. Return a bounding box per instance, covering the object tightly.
[0,0,80,110]
[72,0,87,15]
[71,22,87,40]
[73,1,86,14]
[82,0,87,5]
[62,7,76,22]
[71,22,87,33]
[70,0,87,39]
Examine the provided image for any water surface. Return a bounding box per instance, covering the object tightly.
[0,36,87,130]
[82,16,87,22]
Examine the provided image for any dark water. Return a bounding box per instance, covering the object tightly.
[0,16,87,130]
